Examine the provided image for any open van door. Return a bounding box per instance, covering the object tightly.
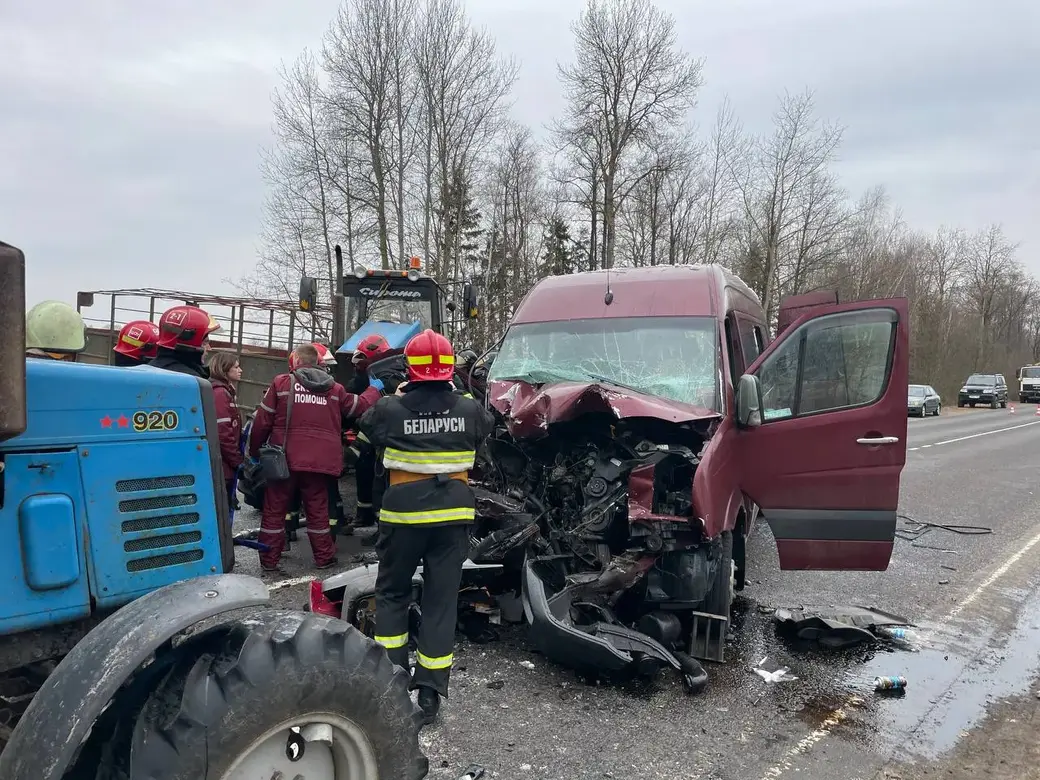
[733,298,909,570]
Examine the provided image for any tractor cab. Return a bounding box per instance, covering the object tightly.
[344,263,444,336]
[335,256,478,375]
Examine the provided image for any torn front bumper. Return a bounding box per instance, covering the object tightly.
[519,561,707,693]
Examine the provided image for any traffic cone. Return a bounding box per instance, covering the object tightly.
[1009,403,1016,414]
[1035,406,1040,417]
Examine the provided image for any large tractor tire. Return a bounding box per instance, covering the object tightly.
[98,610,427,780]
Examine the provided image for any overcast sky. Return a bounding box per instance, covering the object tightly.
[2,0,1037,317]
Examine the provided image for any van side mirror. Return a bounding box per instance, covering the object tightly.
[735,374,762,428]
[462,282,479,320]
[0,241,27,443]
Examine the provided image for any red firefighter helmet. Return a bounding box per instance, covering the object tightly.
[114,320,161,360]
[352,333,391,369]
[405,329,454,383]
[156,305,213,351]
[314,343,337,367]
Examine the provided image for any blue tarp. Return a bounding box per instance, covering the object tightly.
[338,319,423,354]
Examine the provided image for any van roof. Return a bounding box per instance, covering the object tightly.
[511,264,761,325]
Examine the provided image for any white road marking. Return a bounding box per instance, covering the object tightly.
[907,419,1040,451]
[266,575,317,592]
[759,524,1040,779]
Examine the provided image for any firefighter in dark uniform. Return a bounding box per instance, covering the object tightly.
[359,329,494,726]
[347,333,391,528]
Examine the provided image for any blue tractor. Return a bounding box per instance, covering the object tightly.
[0,242,427,780]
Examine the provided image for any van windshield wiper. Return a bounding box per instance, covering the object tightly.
[580,371,648,396]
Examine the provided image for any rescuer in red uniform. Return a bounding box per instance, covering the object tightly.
[207,351,244,509]
[112,320,160,367]
[248,343,383,572]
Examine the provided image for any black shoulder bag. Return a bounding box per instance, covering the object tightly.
[258,373,296,482]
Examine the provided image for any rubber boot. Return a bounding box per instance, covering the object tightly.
[355,507,377,528]
[417,687,440,726]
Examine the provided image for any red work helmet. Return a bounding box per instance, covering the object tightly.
[114,320,160,360]
[352,333,391,369]
[314,343,337,367]
[405,329,454,383]
[156,305,213,351]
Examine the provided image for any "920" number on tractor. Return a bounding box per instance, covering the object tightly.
[132,410,179,432]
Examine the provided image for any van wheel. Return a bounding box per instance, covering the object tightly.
[702,531,734,620]
[98,611,428,780]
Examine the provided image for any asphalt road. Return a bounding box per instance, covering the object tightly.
[234,404,1040,779]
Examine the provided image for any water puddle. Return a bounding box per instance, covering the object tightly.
[843,575,1040,761]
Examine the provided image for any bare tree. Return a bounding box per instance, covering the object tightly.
[479,124,543,342]
[697,97,742,264]
[729,89,844,320]
[246,51,339,306]
[324,0,419,269]
[557,0,703,270]
[963,224,1019,366]
[415,0,517,280]
[250,0,1040,389]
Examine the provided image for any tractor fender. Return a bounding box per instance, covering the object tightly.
[0,574,270,780]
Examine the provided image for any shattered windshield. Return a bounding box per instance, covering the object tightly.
[488,316,720,410]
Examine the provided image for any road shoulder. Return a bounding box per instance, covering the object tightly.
[887,684,1040,780]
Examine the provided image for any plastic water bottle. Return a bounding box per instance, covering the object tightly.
[876,626,921,650]
[874,675,907,692]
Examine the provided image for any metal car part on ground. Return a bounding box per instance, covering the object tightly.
[315,264,912,692]
[772,605,914,649]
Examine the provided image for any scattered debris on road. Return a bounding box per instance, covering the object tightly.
[773,605,914,649]
[874,675,908,692]
[752,657,798,683]
[896,515,993,541]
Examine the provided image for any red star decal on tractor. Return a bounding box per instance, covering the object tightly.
[117,415,129,428]
[100,415,113,428]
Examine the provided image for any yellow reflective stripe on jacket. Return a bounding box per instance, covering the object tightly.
[417,651,453,670]
[356,430,370,443]
[406,354,455,366]
[383,447,475,473]
[375,633,408,649]
[379,507,475,525]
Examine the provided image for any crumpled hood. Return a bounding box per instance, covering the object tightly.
[488,379,720,438]
[293,366,335,393]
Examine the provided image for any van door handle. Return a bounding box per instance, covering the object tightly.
[856,436,900,446]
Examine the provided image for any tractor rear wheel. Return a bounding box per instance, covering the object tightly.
[98,610,427,780]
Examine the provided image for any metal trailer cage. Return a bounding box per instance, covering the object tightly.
[75,288,335,411]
